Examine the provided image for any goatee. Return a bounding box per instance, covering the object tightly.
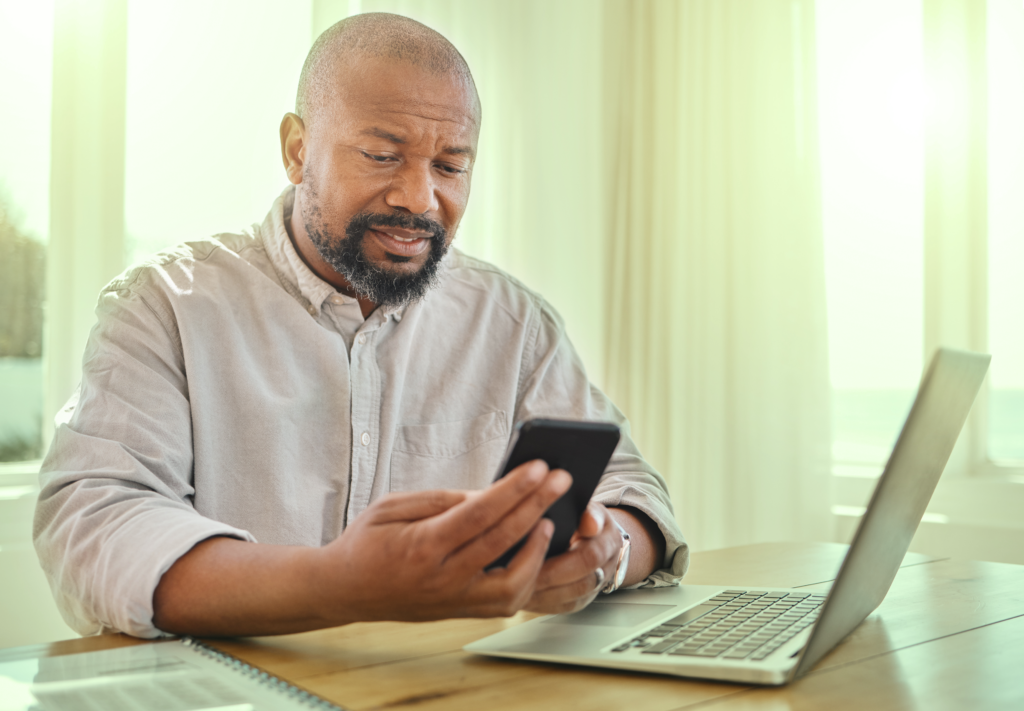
[302,194,449,309]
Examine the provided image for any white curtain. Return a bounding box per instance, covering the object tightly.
[600,0,832,551]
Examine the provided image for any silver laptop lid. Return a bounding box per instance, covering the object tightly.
[792,347,990,679]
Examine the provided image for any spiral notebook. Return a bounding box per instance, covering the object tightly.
[0,637,345,711]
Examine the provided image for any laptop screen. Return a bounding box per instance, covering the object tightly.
[794,348,990,678]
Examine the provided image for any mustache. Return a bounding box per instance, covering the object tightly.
[348,211,447,244]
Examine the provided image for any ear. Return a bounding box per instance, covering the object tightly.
[280,113,306,185]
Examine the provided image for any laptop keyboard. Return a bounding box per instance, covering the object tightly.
[610,590,826,661]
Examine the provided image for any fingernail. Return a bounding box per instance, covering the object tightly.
[555,469,572,490]
[528,460,547,481]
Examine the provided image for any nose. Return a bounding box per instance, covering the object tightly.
[384,161,440,215]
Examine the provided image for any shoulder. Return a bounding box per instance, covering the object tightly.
[102,229,264,299]
[438,249,566,332]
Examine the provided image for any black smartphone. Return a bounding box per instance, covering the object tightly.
[486,418,621,569]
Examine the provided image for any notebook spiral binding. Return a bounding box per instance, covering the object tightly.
[181,636,345,710]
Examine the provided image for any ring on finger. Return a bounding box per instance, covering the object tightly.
[593,567,605,591]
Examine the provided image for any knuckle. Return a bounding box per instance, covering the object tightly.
[424,489,451,509]
[462,504,496,533]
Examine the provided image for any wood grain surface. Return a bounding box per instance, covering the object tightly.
[5,542,1021,710]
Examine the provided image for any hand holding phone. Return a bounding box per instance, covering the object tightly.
[487,418,620,569]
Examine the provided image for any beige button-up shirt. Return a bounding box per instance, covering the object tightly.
[34,187,688,638]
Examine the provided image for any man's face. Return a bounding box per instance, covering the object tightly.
[297,57,479,307]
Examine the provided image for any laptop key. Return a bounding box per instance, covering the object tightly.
[722,649,752,659]
[704,649,729,657]
[642,641,680,654]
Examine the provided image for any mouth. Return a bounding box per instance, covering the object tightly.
[369,227,433,258]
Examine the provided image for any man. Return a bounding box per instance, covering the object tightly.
[34,13,687,638]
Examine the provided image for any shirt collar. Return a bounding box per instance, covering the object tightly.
[259,185,407,321]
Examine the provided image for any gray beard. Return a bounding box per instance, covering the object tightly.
[301,196,449,309]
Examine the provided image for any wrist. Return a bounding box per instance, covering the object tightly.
[607,506,665,586]
[300,542,362,628]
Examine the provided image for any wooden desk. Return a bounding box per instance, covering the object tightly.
[4,542,1023,710]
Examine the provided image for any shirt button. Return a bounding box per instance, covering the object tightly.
[360,432,370,446]
[330,294,345,304]
[307,305,316,315]
[357,334,367,345]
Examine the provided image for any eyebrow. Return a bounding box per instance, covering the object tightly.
[361,127,475,160]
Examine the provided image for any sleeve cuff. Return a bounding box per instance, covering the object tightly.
[594,484,689,589]
[64,506,256,639]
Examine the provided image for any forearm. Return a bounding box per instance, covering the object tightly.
[152,537,340,637]
[152,468,568,636]
[608,506,666,587]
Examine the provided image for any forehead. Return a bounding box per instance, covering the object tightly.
[318,56,479,145]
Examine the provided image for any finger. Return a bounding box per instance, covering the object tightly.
[427,460,552,550]
[532,518,619,591]
[368,489,469,522]
[575,502,607,539]
[502,517,554,582]
[448,468,572,573]
[467,518,554,615]
[525,570,604,614]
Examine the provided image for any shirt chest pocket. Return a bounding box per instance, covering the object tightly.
[390,411,509,492]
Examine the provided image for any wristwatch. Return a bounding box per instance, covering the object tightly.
[601,518,631,594]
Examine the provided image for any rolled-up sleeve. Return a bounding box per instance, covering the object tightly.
[33,274,255,638]
[514,300,689,588]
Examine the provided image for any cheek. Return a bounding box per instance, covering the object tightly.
[439,180,472,232]
[308,170,381,228]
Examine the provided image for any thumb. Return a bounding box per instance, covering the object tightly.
[576,502,607,539]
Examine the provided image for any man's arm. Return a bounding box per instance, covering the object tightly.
[509,300,687,615]
[153,461,569,636]
[610,504,667,586]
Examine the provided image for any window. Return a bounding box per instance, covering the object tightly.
[0,0,54,463]
[817,0,924,472]
[818,0,1024,564]
[987,0,1024,463]
[820,0,1024,472]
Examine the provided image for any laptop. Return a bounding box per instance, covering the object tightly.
[465,347,990,685]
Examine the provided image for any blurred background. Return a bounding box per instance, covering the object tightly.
[1,0,1022,647]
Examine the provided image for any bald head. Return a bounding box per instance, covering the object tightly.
[296,12,480,130]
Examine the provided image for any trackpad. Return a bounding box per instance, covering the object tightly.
[541,602,675,628]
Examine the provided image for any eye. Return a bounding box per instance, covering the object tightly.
[362,151,395,163]
[436,163,467,175]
